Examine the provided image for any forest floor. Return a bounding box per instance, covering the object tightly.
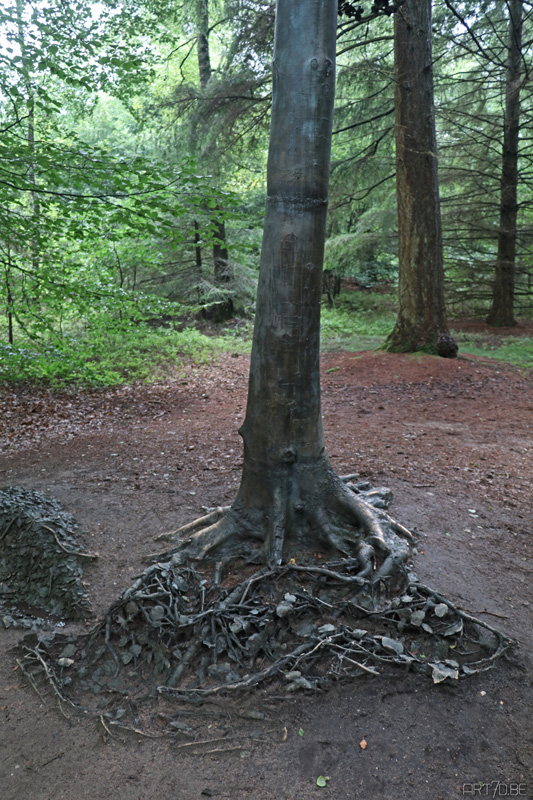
[0,339,532,800]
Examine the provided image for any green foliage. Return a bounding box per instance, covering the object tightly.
[324,232,397,287]
[321,290,398,349]
[434,1,533,310]
[0,114,242,343]
[329,2,533,313]
[0,0,160,102]
[320,290,533,370]
[2,0,533,391]
[0,0,250,372]
[0,312,222,388]
[328,12,396,271]
[3,286,532,389]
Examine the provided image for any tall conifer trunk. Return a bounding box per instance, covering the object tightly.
[486,0,523,327]
[386,0,456,357]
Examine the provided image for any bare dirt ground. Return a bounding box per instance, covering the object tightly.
[0,345,532,800]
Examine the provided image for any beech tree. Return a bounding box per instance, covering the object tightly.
[0,0,226,357]
[14,0,512,710]
[385,0,457,356]
[162,0,408,574]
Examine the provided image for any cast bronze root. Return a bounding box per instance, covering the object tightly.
[19,551,514,738]
[150,475,414,582]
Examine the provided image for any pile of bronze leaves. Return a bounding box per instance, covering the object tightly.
[0,487,92,629]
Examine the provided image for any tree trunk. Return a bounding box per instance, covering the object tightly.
[165,0,403,570]
[16,0,41,291]
[5,245,14,345]
[213,209,231,284]
[486,0,522,327]
[386,0,456,358]
[234,0,338,562]
[193,0,231,288]
[195,0,212,90]
[194,219,203,275]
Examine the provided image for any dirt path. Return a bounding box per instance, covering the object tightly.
[0,350,532,800]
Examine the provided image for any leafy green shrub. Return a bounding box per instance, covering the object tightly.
[324,233,398,287]
[0,315,222,388]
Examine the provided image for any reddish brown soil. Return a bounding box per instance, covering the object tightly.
[0,349,532,800]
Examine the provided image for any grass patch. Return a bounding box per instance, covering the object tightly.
[2,291,532,389]
[452,330,533,370]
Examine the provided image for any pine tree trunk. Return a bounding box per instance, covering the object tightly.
[486,0,522,327]
[386,0,456,357]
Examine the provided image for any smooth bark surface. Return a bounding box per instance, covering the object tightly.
[386,0,456,357]
[235,0,338,561]
[163,0,409,574]
[487,0,523,327]
[163,0,406,570]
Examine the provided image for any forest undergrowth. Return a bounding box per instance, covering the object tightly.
[1,291,533,389]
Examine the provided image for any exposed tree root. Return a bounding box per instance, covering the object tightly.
[18,521,514,736]
[147,476,411,584]
[14,479,515,739]
[154,506,231,543]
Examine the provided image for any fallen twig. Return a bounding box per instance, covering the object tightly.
[41,524,98,559]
